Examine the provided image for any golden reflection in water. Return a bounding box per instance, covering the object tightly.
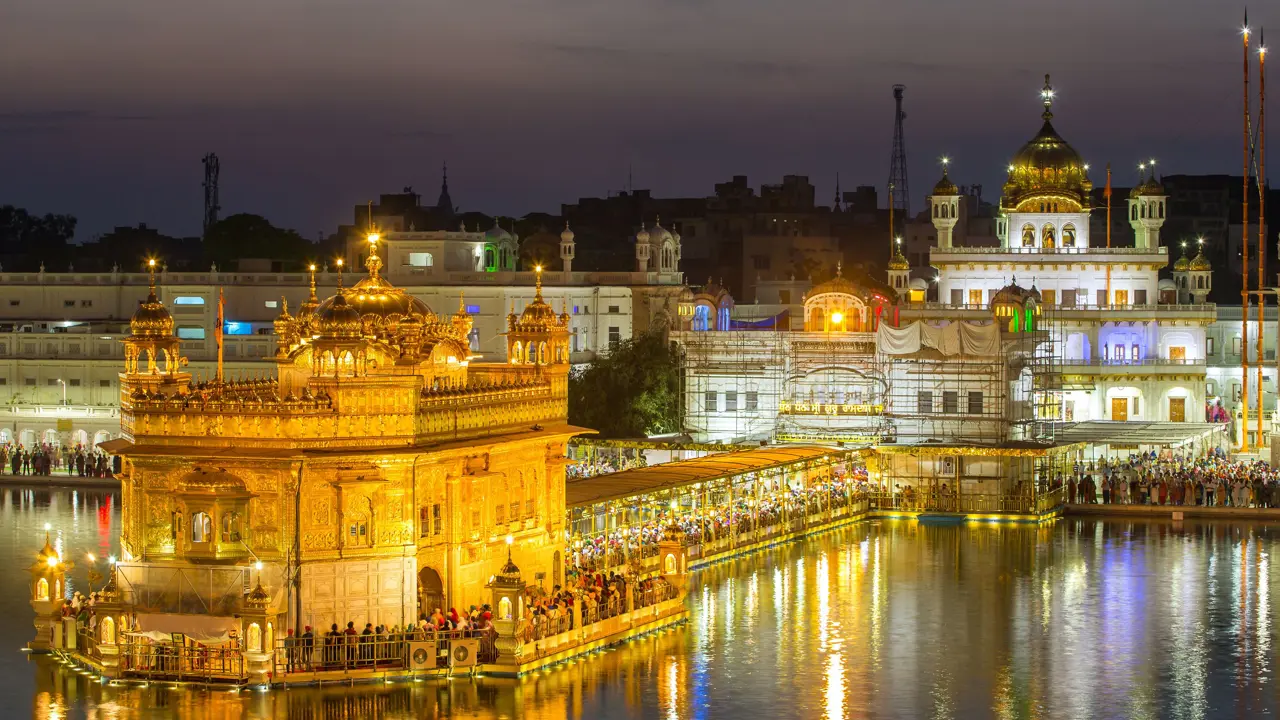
[30,518,1280,719]
[824,652,844,720]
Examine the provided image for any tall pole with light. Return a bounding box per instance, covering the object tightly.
[1243,13,1253,452]
[1258,29,1268,448]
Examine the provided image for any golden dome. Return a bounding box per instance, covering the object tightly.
[509,268,568,333]
[888,245,910,271]
[312,243,433,340]
[1189,250,1211,271]
[932,168,959,196]
[315,292,363,337]
[1001,75,1092,213]
[990,281,1041,308]
[130,282,174,339]
[1131,173,1165,198]
[1172,254,1191,272]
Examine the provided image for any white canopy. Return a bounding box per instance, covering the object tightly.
[127,612,240,645]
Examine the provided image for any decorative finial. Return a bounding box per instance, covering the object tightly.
[458,291,466,314]
[1040,74,1054,120]
[280,296,288,315]
[147,258,158,295]
[335,257,345,291]
[364,232,383,279]
[534,265,544,300]
[836,260,842,278]
[307,263,318,301]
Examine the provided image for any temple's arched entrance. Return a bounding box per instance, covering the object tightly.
[418,567,444,620]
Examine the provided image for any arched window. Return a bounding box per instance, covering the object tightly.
[1159,202,1165,219]
[1062,224,1076,247]
[101,616,116,645]
[247,622,262,653]
[484,246,496,272]
[221,511,240,543]
[36,577,48,601]
[510,340,522,364]
[1041,224,1055,248]
[192,512,212,543]
[1021,224,1035,247]
[265,622,274,656]
[692,305,710,331]
[1132,205,1138,221]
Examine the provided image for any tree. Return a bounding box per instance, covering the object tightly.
[0,205,76,270]
[568,330,682,438]
[202,213,316,269]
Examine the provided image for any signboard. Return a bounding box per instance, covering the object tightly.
[779,401,884,416]
[56,419,73,432]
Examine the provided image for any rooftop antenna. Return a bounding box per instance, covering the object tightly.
[887,85,910,238]
[202,153,221,237]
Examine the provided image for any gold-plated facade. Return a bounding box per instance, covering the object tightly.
[109,241,582,631]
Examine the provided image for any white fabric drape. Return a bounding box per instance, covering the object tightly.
[958,322,1000,356]
[876,320,1000,357]
[876,322,921,354]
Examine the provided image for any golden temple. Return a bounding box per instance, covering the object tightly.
[104,236,582,636]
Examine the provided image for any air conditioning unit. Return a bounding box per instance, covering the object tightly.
[449,638,480,668]
[408,641,435,670]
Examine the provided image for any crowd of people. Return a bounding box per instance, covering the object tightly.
[1063,448,1280,508]
[570,466,871,572]
[283,606,500,672]
[1,443,112,478]
[566,453,647,480]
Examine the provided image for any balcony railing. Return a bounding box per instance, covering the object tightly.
[931,246,1167,256]
[911,302,1215,313]
[1060,357,1208,367]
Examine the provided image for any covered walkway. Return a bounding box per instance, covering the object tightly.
[566,445,868,574]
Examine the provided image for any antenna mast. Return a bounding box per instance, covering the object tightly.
[887,85,911,240]
[202,153,221,237]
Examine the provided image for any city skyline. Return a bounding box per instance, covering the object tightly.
[0,1,1265,239]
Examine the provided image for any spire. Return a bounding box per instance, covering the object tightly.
[435,162,454,215]
[335,257,345,292]
[833,173,842,211]
[1040,74,1054,121]
[534,264,544,301]
[836,260,843,278]
[458,291,466,315]
[307,263,318,302]
[146,258,158,297]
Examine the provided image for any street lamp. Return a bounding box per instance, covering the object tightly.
[56,378,66,406]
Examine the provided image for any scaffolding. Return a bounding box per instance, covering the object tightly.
[675,316,788,444]
[875,305,1059,447]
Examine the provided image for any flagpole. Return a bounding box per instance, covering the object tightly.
[1257,28,1267,448]
[216,287,225,383]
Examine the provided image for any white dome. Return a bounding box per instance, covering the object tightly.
[560,222,575,244]
[909,278,929,291]
[485,221,512,242]
[636,225,651,244]
[650,222,673,247]
[1158,278,1176,290]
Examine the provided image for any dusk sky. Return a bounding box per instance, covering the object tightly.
[0,1,1264,241]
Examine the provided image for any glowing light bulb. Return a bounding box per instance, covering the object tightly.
[831,311,844,325]
[87,553,95,563]
[46,556,58,568]
[254,561,263,571]
[367,232,380,245]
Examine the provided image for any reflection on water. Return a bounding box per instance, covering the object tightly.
[12,488,1280,718]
